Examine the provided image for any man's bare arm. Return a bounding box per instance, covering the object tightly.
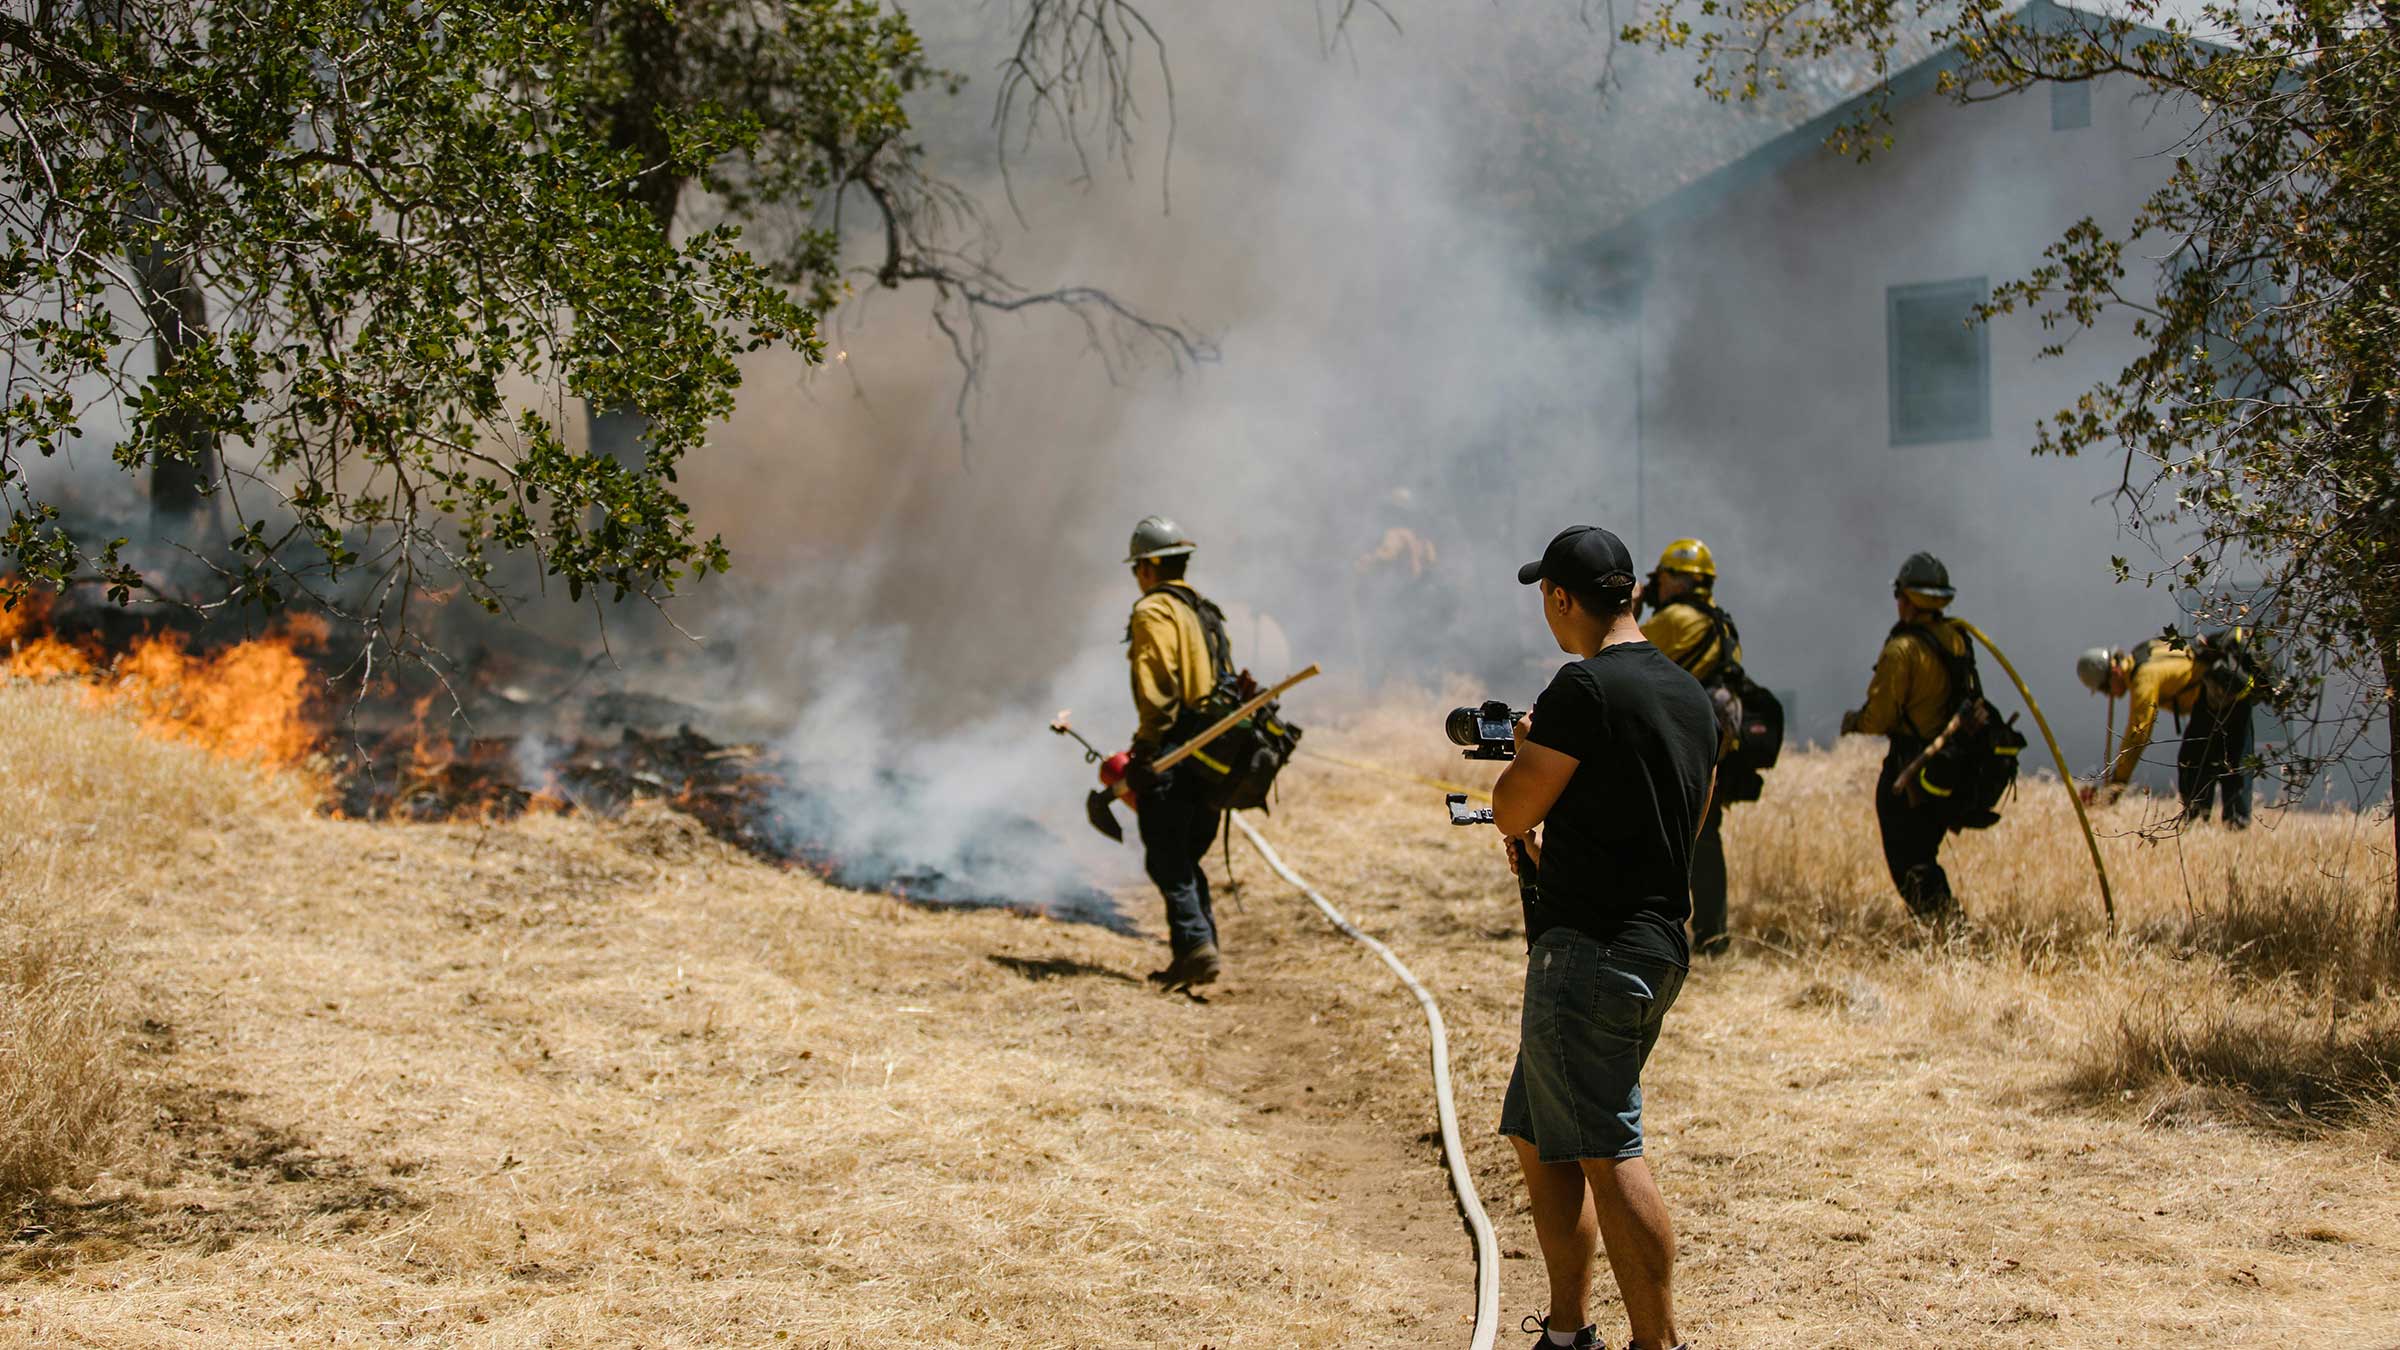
[1494,739,1578,839]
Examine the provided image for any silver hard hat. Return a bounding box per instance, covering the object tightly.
[1125,515,1197,563]
[2075,647,2119,693]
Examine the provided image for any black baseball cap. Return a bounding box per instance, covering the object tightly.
[1518,525,1637,593]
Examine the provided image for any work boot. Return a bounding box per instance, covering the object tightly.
[1521,1314,1603,1348]
[1146,943,1221,990]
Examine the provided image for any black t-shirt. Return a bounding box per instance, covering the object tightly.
[1523,641,1720,966]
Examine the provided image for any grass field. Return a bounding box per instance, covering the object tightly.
[3,680,2397,1347]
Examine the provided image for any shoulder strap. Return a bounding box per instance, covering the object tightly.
[1148,584,1235,684]
[1665,598,1741,681]
[1707,604,1743,680]
[2192,627,2255,669]
[1886,620,1982,715]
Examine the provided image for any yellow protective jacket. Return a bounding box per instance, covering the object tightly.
[1853,617,1973,743]
[1126,582,1219,752]
[1641,599,1740,682]
[2108,641,2202,786]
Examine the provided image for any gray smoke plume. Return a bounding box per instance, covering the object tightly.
[653,5,1671,895]
[31,3,2318,911]
[651,2,2234,900]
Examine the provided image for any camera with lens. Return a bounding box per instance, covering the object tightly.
[1444,700,1523,761]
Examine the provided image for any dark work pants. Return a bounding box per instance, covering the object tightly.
[2177,699,2255,828]
[1689,803,1728,956]
[1875,745,1953,918]
[1137,767,1222,957]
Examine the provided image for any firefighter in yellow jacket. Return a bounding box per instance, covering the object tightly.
[1839,553,1972,919]
[2075,639,2254,827]
[1640,538,1741,954]
[1122,515,1233,988]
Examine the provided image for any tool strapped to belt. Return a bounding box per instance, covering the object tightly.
[1888,619,2025,831]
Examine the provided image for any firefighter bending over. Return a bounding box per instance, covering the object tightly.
[1639,538,1742,956]
[1122,515,1232,989]
[2075,634,2255,828]
[1839,553,1972,921]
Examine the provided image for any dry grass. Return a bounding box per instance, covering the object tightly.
[5,677,2399,1346]
[0,681,305,1207]
[1705,735,2400,1141]
[0,680,1448,1347]
[0,897,120,1202]
[1270,696,2400,1344]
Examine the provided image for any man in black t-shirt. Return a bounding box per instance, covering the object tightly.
[1492,525,1715,1350]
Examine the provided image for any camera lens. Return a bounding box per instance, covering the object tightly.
[1444,706,1485,747]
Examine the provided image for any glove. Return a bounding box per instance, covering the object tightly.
[1122,754,1161,795]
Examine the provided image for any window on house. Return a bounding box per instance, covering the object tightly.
[2051,80,2092,131]
[1887,278,1991,445]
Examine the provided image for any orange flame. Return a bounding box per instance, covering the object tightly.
[0,585,52,645]
[1,582,327,773]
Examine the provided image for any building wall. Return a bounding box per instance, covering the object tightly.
[1611,74,2213,787]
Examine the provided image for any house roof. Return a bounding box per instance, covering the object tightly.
[1556,0,2177,302]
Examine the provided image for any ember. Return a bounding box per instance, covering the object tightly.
[2,583,1121,926]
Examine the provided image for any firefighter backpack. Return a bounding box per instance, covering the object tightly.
[2191,626,2265,713]
[1672,601,1784,805]
[1153,587,1303,810]
[1893,622,2027,831]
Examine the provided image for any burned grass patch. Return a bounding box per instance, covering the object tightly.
[6,586,1123,926]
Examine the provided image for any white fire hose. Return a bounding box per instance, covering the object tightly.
[1231,815,1502,1350]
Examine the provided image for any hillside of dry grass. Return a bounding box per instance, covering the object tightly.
[0,682,1457,1347]
[3,681,2398,1347]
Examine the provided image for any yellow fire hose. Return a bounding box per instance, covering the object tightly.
[1301,748,1494,803]
[1955,620,2117,934]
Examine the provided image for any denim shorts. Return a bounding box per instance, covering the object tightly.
[1499,928,1685,1163]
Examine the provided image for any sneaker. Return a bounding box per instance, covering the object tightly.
[1145,943,1221,989]
[1520,1314,1602,1349]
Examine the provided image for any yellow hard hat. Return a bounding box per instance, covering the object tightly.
[1656,538,1716,581]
